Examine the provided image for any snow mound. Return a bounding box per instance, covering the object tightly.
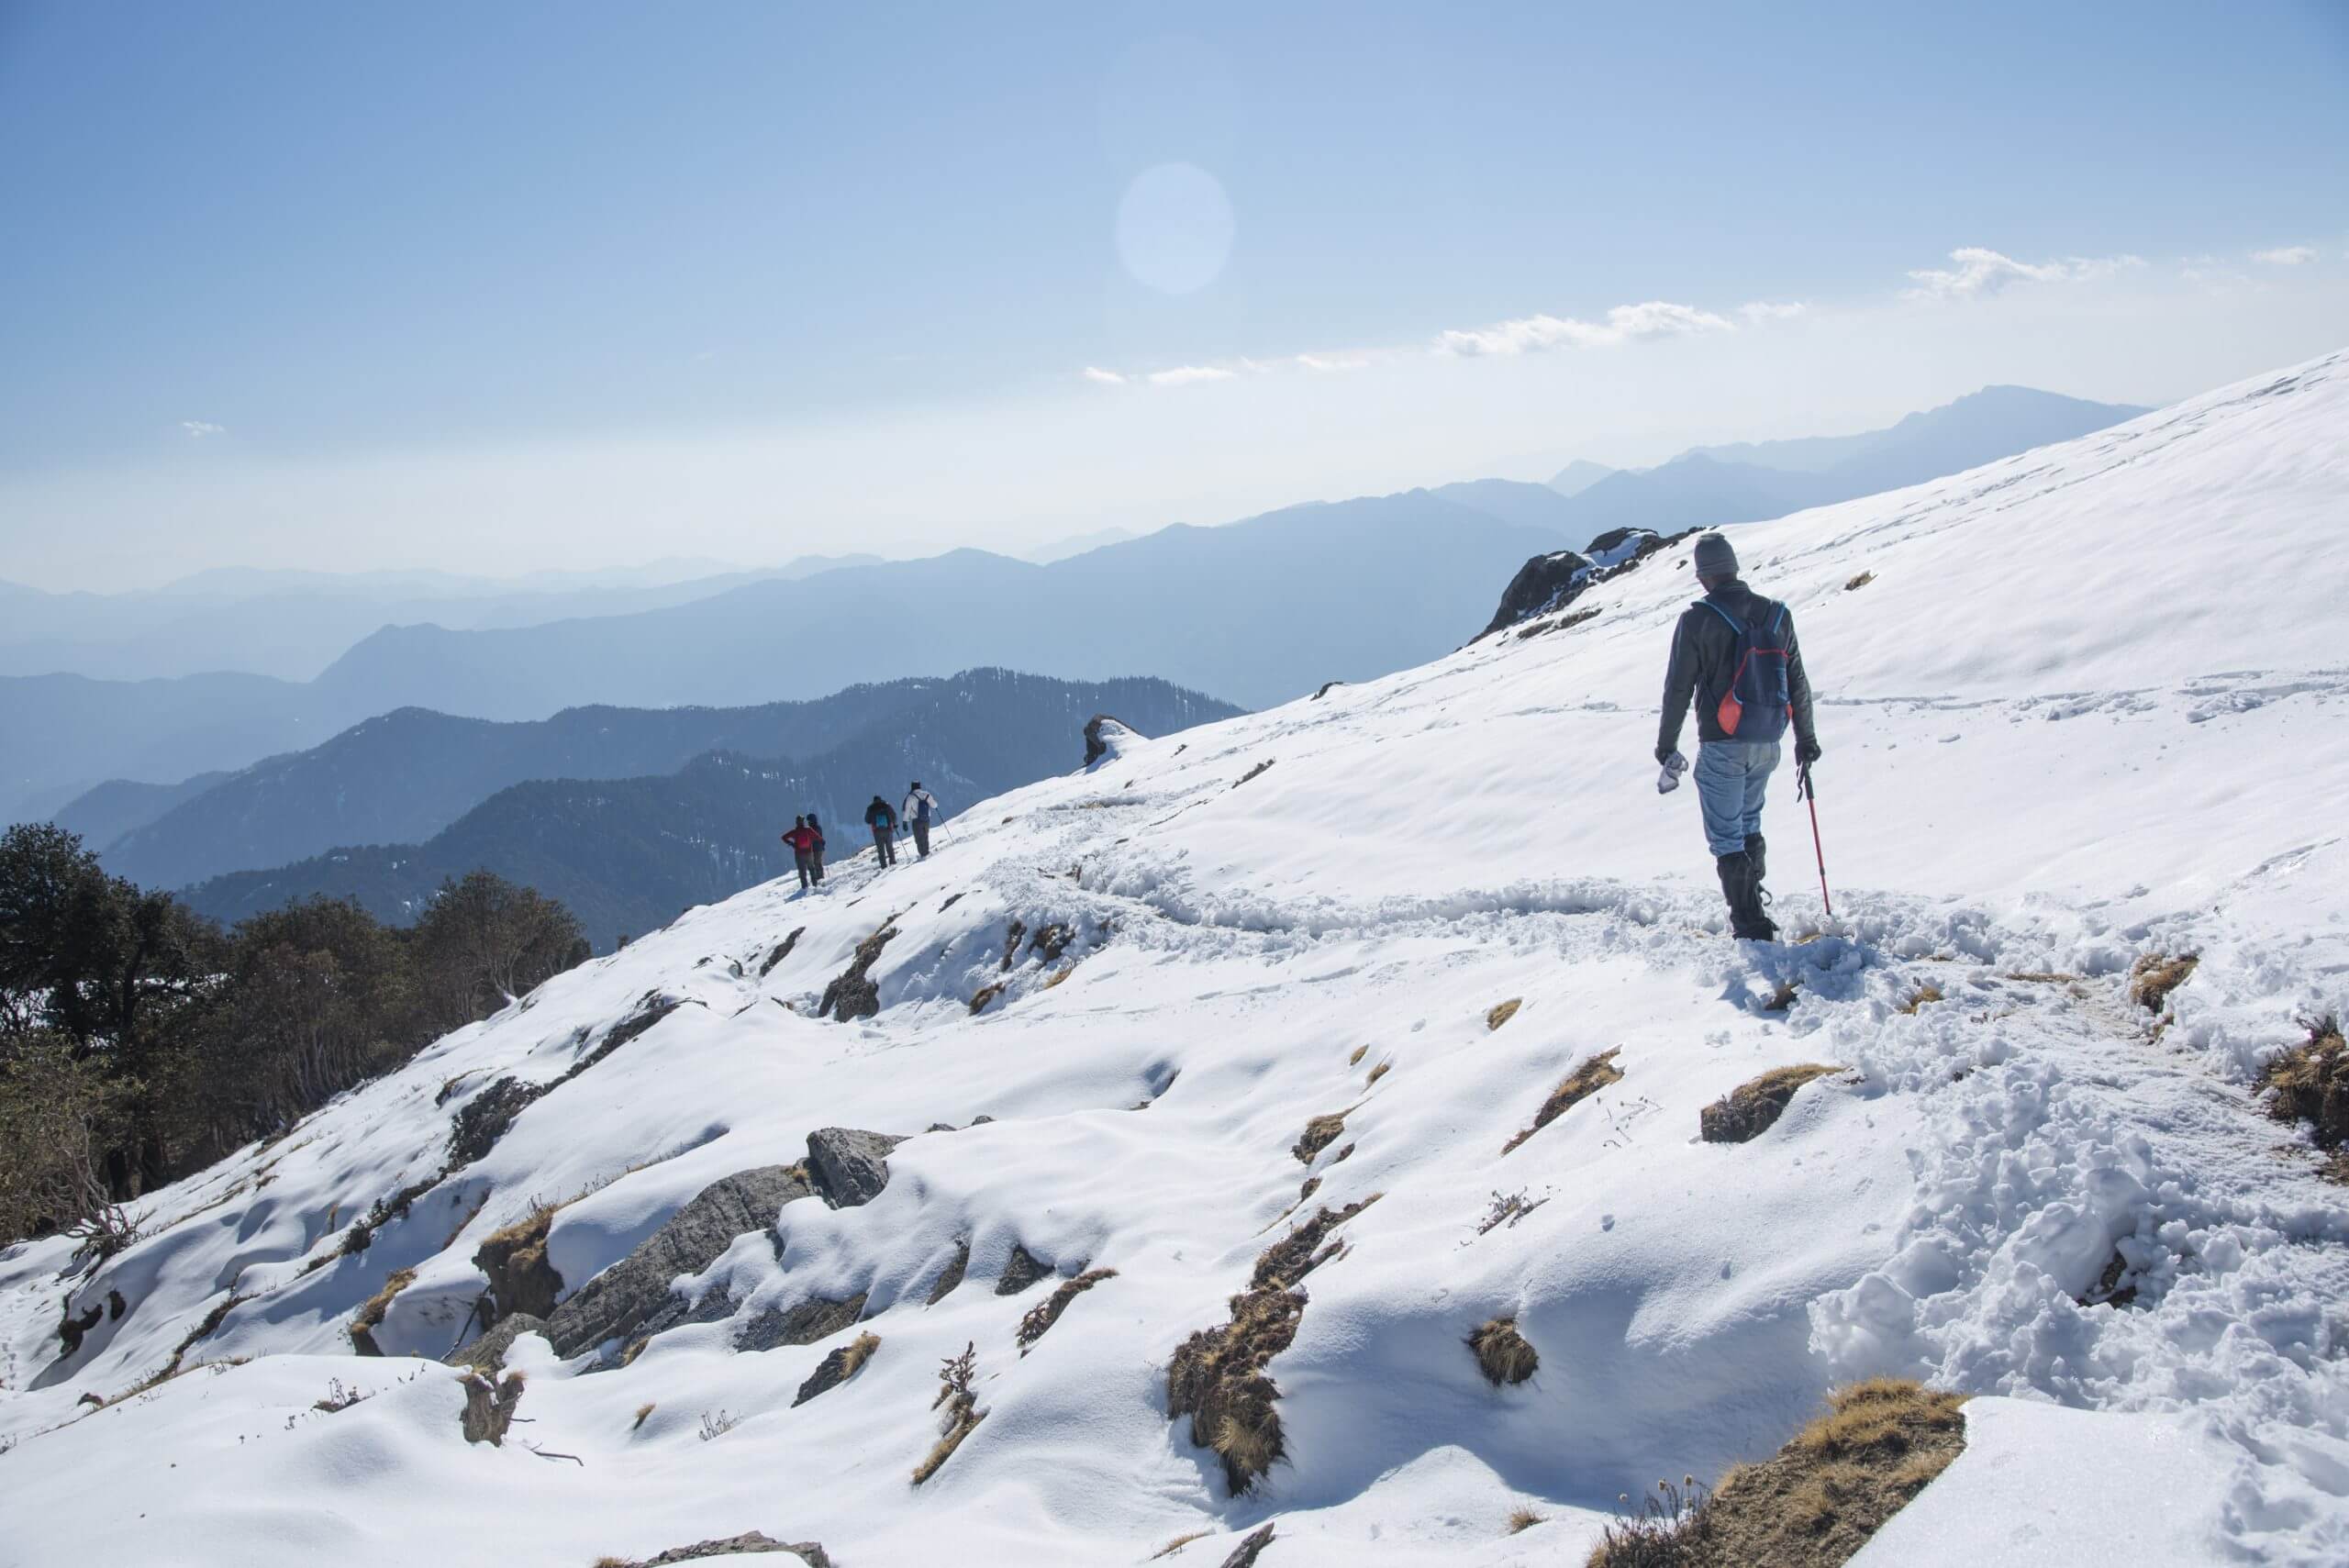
[4,350,2347,1566]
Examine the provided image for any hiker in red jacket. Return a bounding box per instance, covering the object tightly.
[781,815,820,892]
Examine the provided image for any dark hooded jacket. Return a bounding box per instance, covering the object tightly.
[1657,579,1818,756]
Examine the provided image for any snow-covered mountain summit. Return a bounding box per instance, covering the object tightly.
[4,352,2347,1566]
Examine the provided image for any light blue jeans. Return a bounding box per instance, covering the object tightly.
[1695,739,1780,858]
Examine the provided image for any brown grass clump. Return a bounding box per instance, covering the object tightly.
[1042,965,1074,991]
[1487,998,1523,1030]
[1502,1049,1624,1154]
[967,983,1003,1015]
[1508,1507,1546,1534]
[1763,978,1799,1012]
[1253,1197,1379,1291]
[2264,1016,2349,1173]
[2004,970,2075,984]
[474,1202,563,1321]
[1292,1111,1349,1164]
[1347,1044,1368,1066]
[2128,952,2199,1013]
[1899,984,1943,1014]
[1365,1060,1391,1086]
[347,1266,417,1355]
[1467,1318,1538,1385]
[794,1329,884,1406]
[1149,1532,1210,1559]
[1588,1379,1966,1567]
[1016,1268,1118,1351]
[1699,1064,1842,1144]
[1843,571,1875,591]
[632,1402,655,1430]
[912,1341,985,1485]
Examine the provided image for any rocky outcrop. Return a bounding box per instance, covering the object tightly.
[817,924,897,1022]
[475,1207,564,1323]
[1084,714,1141,768]
[446,1311,548,1373]
[792,1331,880,1407]
[804,1129,904,1209]
[995,1243,1050,1295]
[1479,550,1593,639]
[593,1532,833,1567]
[446,1076,549,1168]
[540,1165,809,1358]
[738,1293,867,1352]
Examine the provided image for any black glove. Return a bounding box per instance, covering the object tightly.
[1654,742,1679,765]
[1795,737,1822,765]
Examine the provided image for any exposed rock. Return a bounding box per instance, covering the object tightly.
[577,991,690,1073]
[995,1243,1050,1296]
[593,1532,833,1567]
[759,928,807,977]
[737,1292,867,1352]
[1084,714,1141,768]
[804,1129,904,1209]
[1028,923,1074,963]
[925,1240,971,1304]
[1699,1063,1842,1144]
[446,1076,549,1168]
[541,1166,809,1358]
[1219,1525,1276,1568]
[1479,550,1593,639]
[1313,681,1343,700]
[817,923,898,1022]
[791,1331,880,1407]
[460,1369,525,1445]
[474,1206,564,1325]
[446,1311,548,1372]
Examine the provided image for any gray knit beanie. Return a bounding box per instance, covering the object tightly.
[1692,532,1738,584]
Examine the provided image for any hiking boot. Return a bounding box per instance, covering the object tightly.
[1715,851,1778,941]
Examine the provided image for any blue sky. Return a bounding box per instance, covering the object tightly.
[3,1,2346,586]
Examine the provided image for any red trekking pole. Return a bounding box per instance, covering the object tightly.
[1798,761,1832,918]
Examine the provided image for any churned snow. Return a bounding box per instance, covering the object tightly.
[3,351,2347,1565]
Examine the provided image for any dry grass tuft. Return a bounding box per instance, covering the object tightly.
[1487,997,1524,1030]
[2128,952,2199,1014]
[1150,1531,1211,1559]
[2003,970,2075,984]
[1588,1379,1966,1567]
[1016,1269,1118,1350]
[632,1401,655,1430]
[1347,1044,1368,1066]
[1365,1060,1391,1086]
[1899,984,1943,1014]
[1508,1507,1546,1534]
[347,1266,417,1353]
[1467,1318,1539,1385]
[1843,571,1875,591]
[1502,1048,1624,1154]
[1042,965,1074,990]
[2264,1016,2349,1174]
[1291,1110,1350,1164]
[1253,1197,1379,1291]
[1167,1287,1303,1495]
[1699,1064,1842,1144]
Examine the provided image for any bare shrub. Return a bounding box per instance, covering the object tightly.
[1502,1048,1624,1154]
[912,1341,984,1485]
[697,1407,737,1441]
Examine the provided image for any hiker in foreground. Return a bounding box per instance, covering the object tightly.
[864,795,898,865]
[902,781,940,859]
[1655,532,1820,940]
[782,815,820,892]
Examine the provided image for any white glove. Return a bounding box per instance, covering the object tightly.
[1656,751,1689,795]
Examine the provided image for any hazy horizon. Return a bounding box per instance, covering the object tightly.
[5,2,2347,592]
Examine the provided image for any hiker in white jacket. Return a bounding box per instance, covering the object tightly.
[901,782,940,859]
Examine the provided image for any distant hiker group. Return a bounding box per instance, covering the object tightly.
[1655,532,1822,941]
[782,781,941,891]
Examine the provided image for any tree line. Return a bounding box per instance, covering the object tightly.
[0,822,591,1250]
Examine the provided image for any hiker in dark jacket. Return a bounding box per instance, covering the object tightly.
[902,781,940,859]
[864,795,898,865]
[782,815,819,891]
[1656,532,1820,940]
[806,813,828,884]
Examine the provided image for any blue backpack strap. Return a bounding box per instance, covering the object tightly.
[1698,600,1744,635]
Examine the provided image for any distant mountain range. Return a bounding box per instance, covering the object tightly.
[174,669,1238,950]
[1,382,2151,827]
[0,553,877,684]
[1541,384,2148,537]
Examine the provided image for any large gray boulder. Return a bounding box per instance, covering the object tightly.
[805,1128,906,1208]
[445,1312,549,1373]
[542,1165,809,1359]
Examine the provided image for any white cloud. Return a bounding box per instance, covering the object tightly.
[1081,366,1129,386]
[1434,300,1733,357]
[1145,364,1237,386]
[1739,301,1808,323]
[1295,351,1372,372]
[180,420,226,438]
[1902,247,2143,301]
[2251,245,2317,266]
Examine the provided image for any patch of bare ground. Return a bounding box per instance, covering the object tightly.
[1699,1064,1842,1144]
[1487,997,1523,1030]
[1467,1317,1538,1385]
[1588,1379,1965,1567]
[1016,1268,1117,1351]
[2263,1016,2349,1179]
[912,1341,984,1485]
[1291,1110,1350,1163]
[348,1267,417,1355]
[2128,952,2199,1014]
[1502,1048,1624,1154]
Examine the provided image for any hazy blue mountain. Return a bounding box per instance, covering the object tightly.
[0,554,878,684]
[1024,525,1144,562]
[1546,459,1619,496]
[51,772,233,851]
[1431,478,1588,532]
[176,670,1241,951]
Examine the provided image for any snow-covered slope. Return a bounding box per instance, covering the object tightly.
[5,352,2347,1566]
